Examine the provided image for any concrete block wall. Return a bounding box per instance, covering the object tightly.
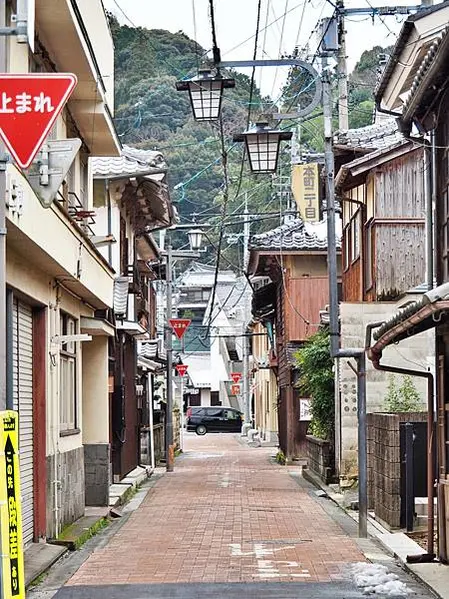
[306,435,334,484]
[339,299,434,475]
[46,446,85,539]
[367,412,427,528]
[84,443,110,506]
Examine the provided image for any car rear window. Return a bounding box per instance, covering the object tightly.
[204,408,224,417]
[190,408,204,416]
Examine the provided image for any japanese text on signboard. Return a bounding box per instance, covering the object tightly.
[292,163,320,222]
[0,411,25,598]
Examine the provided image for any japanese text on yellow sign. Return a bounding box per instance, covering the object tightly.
[0,411,25,598]
[292,163,320,222]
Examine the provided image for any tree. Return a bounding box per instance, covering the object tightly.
[295,329,334,440]
[384,375,424,413]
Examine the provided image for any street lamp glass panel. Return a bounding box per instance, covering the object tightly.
[188,79,223,121]
[234,124,292,174]
[177,71,235,121]
[245,132,282,173]
[188,229,203,251]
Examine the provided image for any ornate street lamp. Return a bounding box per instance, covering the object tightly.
[187,228,203,252]
[176,68,235,121]
[233,122,292,173]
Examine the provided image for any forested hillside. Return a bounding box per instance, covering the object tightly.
[109,14,389,267]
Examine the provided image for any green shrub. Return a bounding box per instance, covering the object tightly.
[295,329,334,441]
[384,374,423,412]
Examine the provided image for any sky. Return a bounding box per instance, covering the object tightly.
[103,0,435,99]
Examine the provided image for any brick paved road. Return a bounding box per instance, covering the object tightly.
[52,434,433,598]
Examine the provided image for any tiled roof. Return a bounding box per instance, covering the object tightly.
[401,27,449,123]
[334,119,403,152]
[92,145,167,178]
[250,217,340,251]
[375,1,449,103]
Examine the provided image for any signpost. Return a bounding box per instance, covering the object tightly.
[174,364,189,451]
[168,318,191,340]
[175,364,188,377]
[0,411,24,599]
[231,372,242,384]
[0,73,77,169]
[231,384,241,396]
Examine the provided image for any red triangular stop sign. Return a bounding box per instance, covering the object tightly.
[0,73,77,169]
[231,372,242,384]
[175,364,188,377]
[169,318,191,340]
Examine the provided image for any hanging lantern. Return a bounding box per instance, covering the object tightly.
[176,68,235,121]
[234,122,292,173]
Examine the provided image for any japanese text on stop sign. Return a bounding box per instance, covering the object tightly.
[0,91,55,114]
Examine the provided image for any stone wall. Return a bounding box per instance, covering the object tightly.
[84,443,110,506]
[306,435,334,484]
[339,298,434,475]
[46,446,85,539]
[367,412,427,528]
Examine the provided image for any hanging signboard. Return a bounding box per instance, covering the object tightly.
[0,411,25,598]
[0,73,77,169]
[175,364,188,377]
[169,318,191,340]
[299,398,312,421]
[230,372,242,384]
[291,163,320,222]
[231,384,241,396]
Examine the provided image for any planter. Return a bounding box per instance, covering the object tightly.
[306,435,335,484]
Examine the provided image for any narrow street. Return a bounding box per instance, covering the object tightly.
[31,434,434,599]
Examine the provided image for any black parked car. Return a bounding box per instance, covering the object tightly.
[186,406,243,435]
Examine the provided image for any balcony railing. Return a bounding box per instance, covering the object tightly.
[56,190,96,237]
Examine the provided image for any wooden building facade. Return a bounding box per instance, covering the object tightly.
[248,218,336,459]
[336,142,426,303]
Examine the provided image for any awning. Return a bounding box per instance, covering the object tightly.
[140,338,167,363]
[116,320,148,339]
[114,276,129,318]
[80,317,114,337]
[368,282,449,363]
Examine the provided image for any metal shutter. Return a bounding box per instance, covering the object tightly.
[13,299,34,546]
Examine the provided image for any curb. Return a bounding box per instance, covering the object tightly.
[302,466,448,599]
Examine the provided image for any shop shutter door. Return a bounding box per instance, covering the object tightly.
[13,299,34,546]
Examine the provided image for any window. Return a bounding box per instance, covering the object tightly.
[351,211,361,262]
[364,222,373,291]
[223,409,240,420]
[343,224,350,271]
[59,313,77,432]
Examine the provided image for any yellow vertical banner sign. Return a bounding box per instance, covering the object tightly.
[291,163,320,222]
[0,411,25,598]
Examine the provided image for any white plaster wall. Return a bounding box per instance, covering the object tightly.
[82,336,109,444]
[339,299,435,475]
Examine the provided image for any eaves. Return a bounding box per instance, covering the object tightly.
[335,140,416,190]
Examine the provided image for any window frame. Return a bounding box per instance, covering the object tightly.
[59,312,79,434]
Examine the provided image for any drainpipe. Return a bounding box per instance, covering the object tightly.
[366,325,436,560]
[424,140,434,291]
[106,179,112,266]
[147,372,155,470]
[6,289,14,409]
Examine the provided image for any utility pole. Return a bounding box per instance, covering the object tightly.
[242,194,251,429]
[337,1,349,131]
[322,42,368,537]
[165,243,174,472]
